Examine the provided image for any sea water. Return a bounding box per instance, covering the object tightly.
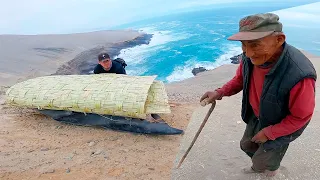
[113,2,320,83]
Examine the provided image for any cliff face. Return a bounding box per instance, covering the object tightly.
[53,33,153,75]
[0,30,145,86]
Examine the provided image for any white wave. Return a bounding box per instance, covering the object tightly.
[114,26,194,65]
[209,30,220,35]
[162,47,172,51]
[201,45,217,50]
[209,30,226,38]
[125,68,148,76]
[166,44,242,83]
[195,24,207,31]
[216,21,237,25]
[213,38,220,41]
[158,21,181,28]
[182,44,192,47]
[172,50,182,55]
[166,58,208,83]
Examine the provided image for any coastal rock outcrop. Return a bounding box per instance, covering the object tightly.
[230,54,242,64]
[192,67,207,76]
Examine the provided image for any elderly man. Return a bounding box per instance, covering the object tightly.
[200,13,317,176]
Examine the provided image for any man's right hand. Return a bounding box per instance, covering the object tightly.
[200,90,223,104]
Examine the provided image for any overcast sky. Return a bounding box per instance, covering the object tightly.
[273,2,320,28]
[0,0,319,34]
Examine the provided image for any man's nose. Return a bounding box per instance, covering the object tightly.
[244,46,254,58]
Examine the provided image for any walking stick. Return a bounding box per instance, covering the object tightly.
[176,99,216,168]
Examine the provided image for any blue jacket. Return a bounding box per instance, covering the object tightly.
[93,60,126,74]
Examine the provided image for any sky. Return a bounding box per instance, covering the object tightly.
[273,2,320,28]
[271,2,320,55]
[0,0,319,35]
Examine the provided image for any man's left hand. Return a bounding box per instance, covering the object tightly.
[251,129,269,144]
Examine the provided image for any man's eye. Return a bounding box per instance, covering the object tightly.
[250,43,259,48]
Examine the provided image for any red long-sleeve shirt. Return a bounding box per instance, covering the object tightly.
[216,61,315,140]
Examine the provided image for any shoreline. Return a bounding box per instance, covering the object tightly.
[0,28,241,87]
[53,33,153,75]
[165,48,319,104]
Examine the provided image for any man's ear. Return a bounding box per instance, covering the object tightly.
[277,34,286,45]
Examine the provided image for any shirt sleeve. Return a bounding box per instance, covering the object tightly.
[263,78,316,140]
[215,60,244,97]
[115,62,126,75]
[119,67,126,75]
[93,64,102,74]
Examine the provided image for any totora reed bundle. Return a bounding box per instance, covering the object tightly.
[5,74,171,119]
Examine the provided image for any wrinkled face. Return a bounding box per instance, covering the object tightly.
[99,58,112,70]
[241,33,286,65]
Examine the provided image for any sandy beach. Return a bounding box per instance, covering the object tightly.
[0,30,319,180]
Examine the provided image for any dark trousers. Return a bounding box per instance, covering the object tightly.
[240,115,289,172]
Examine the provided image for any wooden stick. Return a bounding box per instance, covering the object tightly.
[176,100,216,168]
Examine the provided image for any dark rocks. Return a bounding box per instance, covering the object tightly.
[230,54,242,64]
[192,67,207,76]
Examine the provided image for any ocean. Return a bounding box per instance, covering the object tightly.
[112,2,320,83]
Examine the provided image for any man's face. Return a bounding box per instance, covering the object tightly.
[241,34,285,65]
[99,58,112,70]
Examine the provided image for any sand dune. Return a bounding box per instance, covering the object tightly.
[0,30,142,86]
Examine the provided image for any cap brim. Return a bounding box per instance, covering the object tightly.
[227,31,274,41]
[99,58,110,62]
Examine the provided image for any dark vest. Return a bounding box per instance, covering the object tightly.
[241,43,317,148]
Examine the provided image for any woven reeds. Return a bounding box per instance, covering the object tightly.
[5,74,171,119]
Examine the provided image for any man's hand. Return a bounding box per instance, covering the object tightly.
[251,129,269,144]
[200,90,223,104]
